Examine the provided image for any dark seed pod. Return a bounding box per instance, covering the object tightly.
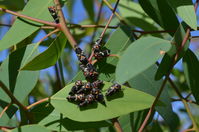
[105,83,121,96]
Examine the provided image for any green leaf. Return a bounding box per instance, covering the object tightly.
[71,26,133,82]
[0,0,54,51]
[116,36,171,84]
[11,125,51,132]
[155,23,189,80]
[31,102,111,131]
[128,65,180,130]
[82,0,95,22]
[0,44,39,104]
[119,0,159,32]
[0,0,25,11]
[139,0,179,35]
[51,81,155,122]
[21,32,67,70]
[167,0,197,30]
[183,49,199,103]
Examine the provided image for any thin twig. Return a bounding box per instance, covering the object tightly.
[103,0,123,21]
[0,81,34,123]
[182,99,199,132]
[168,78,199,131]
[0,23,12,27]
[90,0,104,43]
[38,28,60,43]
[26,98,49,110]
[111,118,123,132]
[99,0,120,40]
[138,77,168,132]
[171,98,198,105]
[0,8,58,27]
[0,81,27,111]
[89,0,120,61]
[0,102,12,118]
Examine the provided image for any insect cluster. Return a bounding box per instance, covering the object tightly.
[48,6,59,23]
[92,39,110,60]
[66,37,121,107]
[66,80,122,107]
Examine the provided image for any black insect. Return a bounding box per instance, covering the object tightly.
[105,83,121,96]
[77,82,92,94]
[79,94,95,107]
[95,93,105,103]
[94,49,110,60]
[48,6,59,23]
[80,64,99,80]
[74,45,88,65]
[67,94,85,102]
[69,80,83,95]
[92,80,103,88]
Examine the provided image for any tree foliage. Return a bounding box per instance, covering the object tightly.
[0,0,199,132]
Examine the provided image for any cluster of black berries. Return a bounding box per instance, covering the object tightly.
[75,45,99,80]
[66,80,122,107]
[92,39,110,60]
[67,80,104,107]
[48,6,59,23]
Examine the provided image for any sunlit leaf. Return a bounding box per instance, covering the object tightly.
[31,102,111,131]
[0,0,53,51]
[116,36,171,84]
[21,32,67,70]
[167,0,197,30]
[51,81,155,122]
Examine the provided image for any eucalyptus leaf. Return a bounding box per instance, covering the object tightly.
[21,32,67,70]
[11,125,51,132]
[51,81,155,122]
[167,0,197,30]
[183,49,199,103]
[0,44,39,104]
[31,102,111,131]
[116,36,171,84]
[0,0,24,11]
[119,0,159,32]
[0,0,54,51]
[139,0,179,35]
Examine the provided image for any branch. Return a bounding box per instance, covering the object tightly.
[99,0,120,39]
[53,0,77,48]
[26,98,49,110]
[111,118,123,132]
[103,0,123,22]
[0,81,34,123]
[0,8,58,27]
[0,23,11,27]
[0,102,12,118]
[0,81,27,111]
[38,28,60,43]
